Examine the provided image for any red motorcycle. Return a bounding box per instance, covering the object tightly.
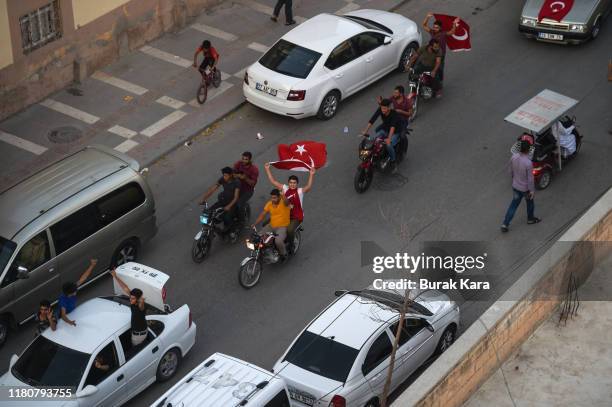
[406,67,435,122]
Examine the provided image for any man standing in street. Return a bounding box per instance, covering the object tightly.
[110,269,148,346]
[271,0,296,26]
[233,152,259,221]
[501,140,541,232]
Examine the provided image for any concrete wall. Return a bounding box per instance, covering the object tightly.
[0,1,13,69]
[392,187,612,407]
[0,0,223,121]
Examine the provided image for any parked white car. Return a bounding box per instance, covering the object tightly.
[272,287,460,407]
[152,352,291,407]
[243,10,421,120]
[0,263,196,406]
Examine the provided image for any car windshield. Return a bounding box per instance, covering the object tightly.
[0,236,17,274]
[284,331,358,383]
[12,335,90,389]
[342,16,393,34]
[259,39,322,79]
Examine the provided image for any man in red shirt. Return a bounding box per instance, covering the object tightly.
[264,163,314,252]
[193,40,219,76]
[233,151,259,221]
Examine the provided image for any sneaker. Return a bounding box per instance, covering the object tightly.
[270,15,277,22]
[527,217,541,224]
[285,20,296,26]
[500,224,509,233]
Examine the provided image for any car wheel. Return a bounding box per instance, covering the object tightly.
[591,18,601,39]
[0,316,9,347]
[111,239,139,268]
[156,348,181,382]
[398,42,418,72]
[317,91,340,120]
[364,398,380,407]
[435,326,456,355]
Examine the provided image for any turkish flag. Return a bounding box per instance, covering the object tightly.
[270,141,327,171]
[538,0,574,22]
[433,14,471,52]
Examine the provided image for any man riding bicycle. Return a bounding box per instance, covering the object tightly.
[193,40,219,75]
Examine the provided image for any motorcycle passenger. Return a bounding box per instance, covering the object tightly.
[377,85,412,130]
[407,39,443,96]
[252,189,292,262]
[422,13,460,87]
[264,163,315,252]
[233,151,259,221]
[193,40,219,76]
[361,98,404,165]
[199,167,241,237]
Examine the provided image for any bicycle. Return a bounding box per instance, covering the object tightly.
[196,67,222,104]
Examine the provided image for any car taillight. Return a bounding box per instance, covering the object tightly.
[287,90,306,101]
[162,286,167,302]
[330,395,346,407]
[188,311,192,328]
[244,72,249,85]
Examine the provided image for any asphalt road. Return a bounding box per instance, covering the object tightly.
[1,0,611,406]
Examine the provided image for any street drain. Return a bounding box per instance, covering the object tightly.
[48,126,82,143]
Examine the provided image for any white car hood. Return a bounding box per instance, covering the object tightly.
[274,361,342,404]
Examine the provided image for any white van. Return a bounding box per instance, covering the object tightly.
[152,353,291,407]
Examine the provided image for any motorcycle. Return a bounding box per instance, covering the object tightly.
[191,201,251,263]
[354,129,410,193]
[406,67,435,122]
[238,225,303,289]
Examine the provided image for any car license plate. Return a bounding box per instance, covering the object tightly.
[538,32,563,40]
[289,390,315,406]
[255,82,278,96]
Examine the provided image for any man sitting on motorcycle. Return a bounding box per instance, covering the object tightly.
[199,167,241,238]
[407,39,443,97]
[251,189,292,262]
[377,85,413,129]
[233,151,259,221]
[361,98,404,165]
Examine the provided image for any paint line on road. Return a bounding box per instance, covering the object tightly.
[237,0,306,23]
[40,99,100,124]
[140,45,192,68]
[0,130,48,155]
[140,110,188,137]
[108,125,138,139]
[91,71,148,95]
[188,81,234,107]
[156,96,186,110]
[335,2,360,14]
[234,67,247,79]
[114,139,139,153]
[190,23,238,42]
[248,42,269,53]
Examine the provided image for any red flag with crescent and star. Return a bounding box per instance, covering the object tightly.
[433,14,471,51]
[538,0,574,22]
[270,141,327,172]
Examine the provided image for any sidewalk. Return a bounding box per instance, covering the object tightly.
[0,0,406,191]
[464,254,612,407]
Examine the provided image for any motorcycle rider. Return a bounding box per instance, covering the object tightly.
[199,167,241,239]
[251,189,292,262]
[361,98,404,166]
[264,163,315,252]
[233,151,259,221]
[407,39,443,97]
[377,85,413,130]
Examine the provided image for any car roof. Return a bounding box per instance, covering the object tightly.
[306,294,398,349]
[43,297,130,354]
[157,353,281,406]
[0,146,139,240]
[282,13,366,54]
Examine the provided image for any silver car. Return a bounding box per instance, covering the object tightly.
[518,0,612,43]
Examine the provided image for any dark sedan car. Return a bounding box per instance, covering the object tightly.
[519,0,612,44]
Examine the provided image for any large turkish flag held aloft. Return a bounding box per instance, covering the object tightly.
[433,14,471,51]
[270,141,327,172]
[538,0,574,22]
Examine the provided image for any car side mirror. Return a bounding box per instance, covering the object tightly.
[334,290,348,297]
[9,354,18,368]
[424,319,434,332]
[16,266,29,279]
[384,36,392,45]
[76,385,98,398]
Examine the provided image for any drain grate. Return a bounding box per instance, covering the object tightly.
[48,126,82,143]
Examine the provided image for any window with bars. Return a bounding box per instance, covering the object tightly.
[20,1,62,54]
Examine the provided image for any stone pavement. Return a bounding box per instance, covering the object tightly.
[0,0,405,191]
[464,254,612,407]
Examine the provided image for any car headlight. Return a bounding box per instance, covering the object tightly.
[569,24,586,32]
[521,17,536,26]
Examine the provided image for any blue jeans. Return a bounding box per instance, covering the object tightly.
[503,188,535,226]
[370,129,399,161]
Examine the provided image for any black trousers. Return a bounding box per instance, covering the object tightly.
[273,0,293,22]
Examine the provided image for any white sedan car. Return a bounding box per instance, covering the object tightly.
[272,287,459,407]
[0,263,196,406]
[243,10,421,120]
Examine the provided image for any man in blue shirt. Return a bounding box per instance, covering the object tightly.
[58,259,97,326]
